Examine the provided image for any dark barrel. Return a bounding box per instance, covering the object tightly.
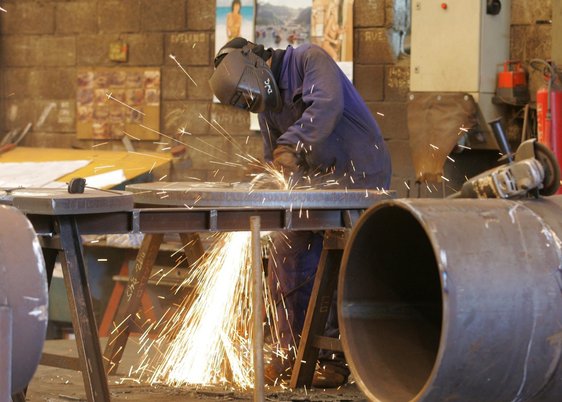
[339,197,562,402]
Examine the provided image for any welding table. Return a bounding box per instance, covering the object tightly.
[3,183,391,401]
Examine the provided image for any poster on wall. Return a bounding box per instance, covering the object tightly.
[255,0,312,49]
[215,0,255,55]
[76,68,160,140]
[311,0,354,79]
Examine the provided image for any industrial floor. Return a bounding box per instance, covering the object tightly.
[25,339,368,402]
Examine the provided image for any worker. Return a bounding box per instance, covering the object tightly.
[209,37,392,388]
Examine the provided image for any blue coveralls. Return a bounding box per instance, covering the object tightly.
[258,44,392,359]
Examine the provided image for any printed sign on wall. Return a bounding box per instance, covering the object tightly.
[76,68,161,140]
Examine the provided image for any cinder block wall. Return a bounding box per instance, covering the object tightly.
[0,0,554,194]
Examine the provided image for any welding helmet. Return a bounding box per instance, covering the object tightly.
[209,44,282,113]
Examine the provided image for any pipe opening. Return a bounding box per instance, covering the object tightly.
[340,205,443,402]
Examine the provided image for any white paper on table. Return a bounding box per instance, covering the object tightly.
[0,160,91,188]
[83,169,127,189]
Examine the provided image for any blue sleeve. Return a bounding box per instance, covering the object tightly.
[258,113,280,162]
[277,46,344,147]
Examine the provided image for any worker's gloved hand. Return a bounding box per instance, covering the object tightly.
[273,145,301,174]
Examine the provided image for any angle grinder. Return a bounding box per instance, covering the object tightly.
[450,118,560,199]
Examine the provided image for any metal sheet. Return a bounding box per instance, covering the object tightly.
[6,188,134,215]
[127,181,391,209]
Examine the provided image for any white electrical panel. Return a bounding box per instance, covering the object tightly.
[410,0,511,94]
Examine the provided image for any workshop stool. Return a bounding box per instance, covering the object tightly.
[289,230,347,388]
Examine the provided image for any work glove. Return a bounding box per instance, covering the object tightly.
[273,145,301,174]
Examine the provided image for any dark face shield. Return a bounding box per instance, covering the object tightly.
[209,48,282,113]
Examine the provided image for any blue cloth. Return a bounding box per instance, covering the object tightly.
[261,44,392,362]
[259,43,391,188]
[267,231,324,352]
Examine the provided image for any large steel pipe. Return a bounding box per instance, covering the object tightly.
[0,205,48,394]
[339,197,562,402]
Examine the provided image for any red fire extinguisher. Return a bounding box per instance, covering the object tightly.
[534,59,562,193]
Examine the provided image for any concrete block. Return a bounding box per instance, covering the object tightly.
[186,66,214,100]
[511,0,551,25]
[3,99,36,131]
[162,67,187,100]
[163,64,213,101]
[98,0,140,33]
[209,103,252,136]
[1,36,76,67]
[2,68,33,99]
[124,33,165,66]
[34,100,76,133]
[5,68,76,100]
[36,69,77,100]
[56,2,97,34]
[187,0,215,31]
[526,24,552,60]
[162,100,211,135]
[354,65,384,101]
[0,2,55,35]
[355,28,397,64]
[26,132,75,148]
[354,0,385,28]
[511,24,552,62]
[76,34,118,66]
[2,97,75,135]
[141,0,186,32]
[386,139,414,178]
[510,25,526,61]
[165,32,211,66]
[238,133,264,163]
[183,134,233,169]
[385,61,410,101]
[367,101,408,140]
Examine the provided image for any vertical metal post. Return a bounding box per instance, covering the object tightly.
[0,305,13,402]
[250,216,265,402]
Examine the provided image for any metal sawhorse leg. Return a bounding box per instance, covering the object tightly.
[290,230,346,389]
[40,216,111,402]
[103,233,203,375]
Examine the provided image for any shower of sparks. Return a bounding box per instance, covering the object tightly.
[106,92,146,115]
[127,170,290,389]
[457,144,472,150]
[429,143,439,150]
[136,231,280,389]
[446,155,455,162]
[123,131,141,141]
[92,141,109,148]
[0,7,6,12]
[169,54,198,86]
[139,123,216,159]
[94,165,115,171]
[441,175,450,182]
[128,151,171,161]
